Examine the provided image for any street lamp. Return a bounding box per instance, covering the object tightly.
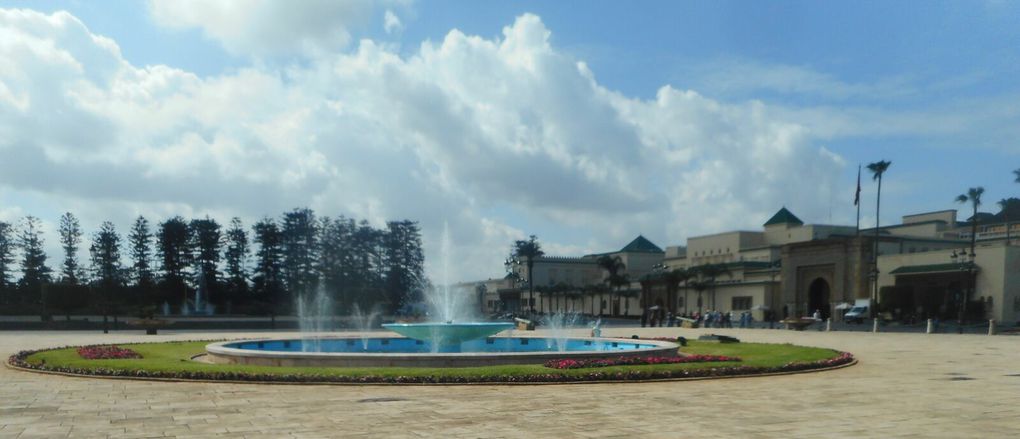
[504,257,522,313]
[953,249,976,333]
[868,267,879,318]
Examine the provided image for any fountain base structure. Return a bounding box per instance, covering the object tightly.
[381,322,515,347]
[205,335,679,368]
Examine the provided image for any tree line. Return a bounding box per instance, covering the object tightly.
[0,209,425,318]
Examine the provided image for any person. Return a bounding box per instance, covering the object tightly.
[812,309,821,320]
[640,310,648,328]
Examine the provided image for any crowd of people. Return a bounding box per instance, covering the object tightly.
[640,309,760,328]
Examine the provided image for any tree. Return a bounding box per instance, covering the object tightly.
[58,212,83,285]
[512,235,544,313]
[665,268,693,314]
[0,222,15,305]
[997,198,1020,245]
[224,217,249,301]
[90,222,123,288]
[956,187,985,258]
[252,217,285,307]
[596,255,626,316]
[1014,168,1020,184]
[18,216,51,306]
[867,160,892,305]
[384,220,424,312]
[281,208,318,299]
[695,263,731,311]
[349,220,384,310]
[157,216,191,303]
[189,217,222,306]
[318,216,355,311]
[128,216,154,288]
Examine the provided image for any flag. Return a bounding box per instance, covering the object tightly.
[854,164,861,206]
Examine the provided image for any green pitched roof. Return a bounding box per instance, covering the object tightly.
[764,207,804,227]
[889,263,977,275]
[619,235,664,253]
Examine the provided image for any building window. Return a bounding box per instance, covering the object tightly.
[732,296,752,310]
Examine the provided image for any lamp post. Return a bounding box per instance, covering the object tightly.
[504,257,522,313]
[868,267,879,318]
[952,249,976,333]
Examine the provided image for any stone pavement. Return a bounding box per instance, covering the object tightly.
[1,328,1018,438]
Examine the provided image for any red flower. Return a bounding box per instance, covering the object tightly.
[77,345,142,360]
[543,355,740,369]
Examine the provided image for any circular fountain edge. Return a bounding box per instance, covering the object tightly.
[205,336,680,368]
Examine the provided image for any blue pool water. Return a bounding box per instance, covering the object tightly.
[225,337,658,354]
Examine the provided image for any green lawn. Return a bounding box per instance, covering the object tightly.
[24,340,840,380]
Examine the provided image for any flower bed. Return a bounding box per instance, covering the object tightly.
[7,345,855,385]
[77,345,142,360]
[544,355,739,369]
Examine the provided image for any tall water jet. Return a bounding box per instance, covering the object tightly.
[542,310,581,352]
[351,303,381,350]
[424,222,472,324]
[296,283,334,352]
[384,222,513,351]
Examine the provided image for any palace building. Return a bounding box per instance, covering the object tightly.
[465,206,1018,324]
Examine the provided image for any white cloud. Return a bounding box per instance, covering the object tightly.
[384,9,403,34]
[0,9,850,282]
[148,0,392,57]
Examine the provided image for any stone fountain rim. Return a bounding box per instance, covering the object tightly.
[205,335,679,360]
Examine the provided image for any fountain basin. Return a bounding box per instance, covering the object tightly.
[205,336,680,368]
[381,322,515,346]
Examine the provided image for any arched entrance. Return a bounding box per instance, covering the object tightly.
[808,278,831,319]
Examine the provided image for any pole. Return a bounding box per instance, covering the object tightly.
[855,164,861,236]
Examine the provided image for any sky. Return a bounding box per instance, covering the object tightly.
[1,0,1019,284]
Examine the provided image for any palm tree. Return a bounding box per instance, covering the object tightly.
[596,255,626,316]
[696,263,732,311]
[512,235,544,314]
[956,187,985,257]
[665,268,693,314]
[998,199,1015,244]
[689,280,708,314]
[867,160,892,303]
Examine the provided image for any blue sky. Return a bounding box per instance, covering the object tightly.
[1,1,1018,281]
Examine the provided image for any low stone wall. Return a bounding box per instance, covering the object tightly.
[205,336,680,368]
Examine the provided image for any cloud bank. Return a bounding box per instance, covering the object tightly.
[0,8,845,282]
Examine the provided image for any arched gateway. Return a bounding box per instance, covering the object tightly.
[808,278,831,319]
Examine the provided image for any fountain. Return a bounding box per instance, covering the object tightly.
[351,303,381,349]
[542,310,582,352]
[382,222,513,351]
[205,224,679,367]
[295,284,334,352]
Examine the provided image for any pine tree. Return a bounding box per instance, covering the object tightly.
[157,216,191,303]
[384,220,424,311]
[128,216,154,288]
[189,217,222,304]
[252,217,284,306]
[58,212,83,284]
[18,216,51,310]
[0,222,15,305]
[281,208,318,298]
[224,217,249,300]
[90,222,123,288]
[89,221,124,325]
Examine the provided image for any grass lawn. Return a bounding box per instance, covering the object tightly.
[22,340,842,381]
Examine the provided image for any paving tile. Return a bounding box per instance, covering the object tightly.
[1,329,1018,438]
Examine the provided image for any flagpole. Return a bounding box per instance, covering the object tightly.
[855,164,861,236]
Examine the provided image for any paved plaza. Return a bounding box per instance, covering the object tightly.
[1,328,1018,438]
